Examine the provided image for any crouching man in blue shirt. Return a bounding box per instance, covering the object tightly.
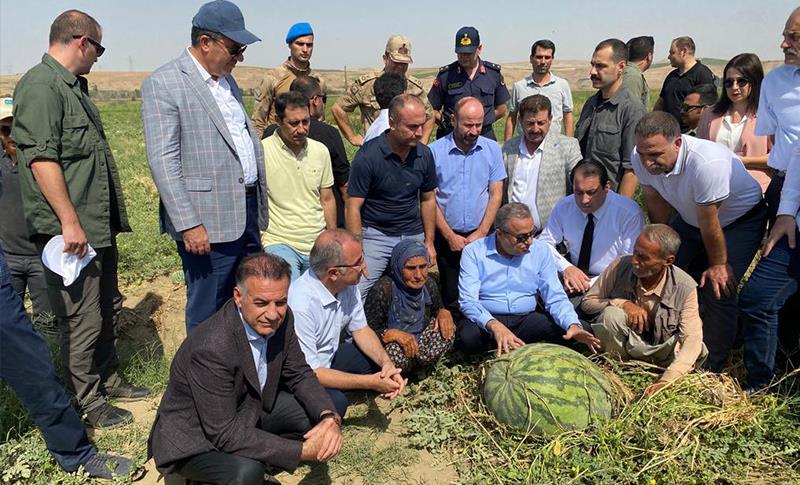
[457,202,601,355]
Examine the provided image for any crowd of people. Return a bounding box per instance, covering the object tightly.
[1,0,799,482]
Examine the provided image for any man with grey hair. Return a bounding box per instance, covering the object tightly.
[582,224,708,397]
[457,202,601,355]
[288,229,406,417]
[632,111,765,372]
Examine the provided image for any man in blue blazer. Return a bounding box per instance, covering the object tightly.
[142,0,268,332]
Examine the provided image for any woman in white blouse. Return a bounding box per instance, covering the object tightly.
[697,53,772,192]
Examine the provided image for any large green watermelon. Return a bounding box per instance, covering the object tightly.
[483,343,613,435]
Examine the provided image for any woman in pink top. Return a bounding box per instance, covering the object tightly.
[697,53,772,192]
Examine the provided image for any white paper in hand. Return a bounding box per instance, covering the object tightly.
[41,235,97,286]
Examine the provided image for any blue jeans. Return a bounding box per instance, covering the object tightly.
[740,231,800,389]
[671,201,767,371]
[264,244,310,281]
[178,191,262,333]
[0,246,96,472]
[358,226,424,299]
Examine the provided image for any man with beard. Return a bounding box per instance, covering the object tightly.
[504,39,574,140]
[429,97,506,313]
[622,36,654,109]
[582,224,707,397]
[575,39,645,197]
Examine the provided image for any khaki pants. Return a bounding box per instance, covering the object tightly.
[39,242,123,413]
[591,306,708,368]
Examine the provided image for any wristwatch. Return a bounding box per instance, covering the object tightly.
[319,411,342,427]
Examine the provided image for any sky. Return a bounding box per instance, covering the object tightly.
[0,0,795,75]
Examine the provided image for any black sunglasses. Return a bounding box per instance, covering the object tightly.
[500,229,534,244]
[723,77,750,88]
[72,35,105,57]
[210,36,246,57]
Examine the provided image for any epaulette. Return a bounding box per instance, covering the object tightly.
[483,61,502,72]
[438,62,457,74]
[357,71,380,85]
[406,75,424,88]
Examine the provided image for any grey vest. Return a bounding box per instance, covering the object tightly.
[608,256,698,344]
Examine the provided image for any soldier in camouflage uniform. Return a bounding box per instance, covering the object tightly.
[251,22,326,138]
[332,35,434,146]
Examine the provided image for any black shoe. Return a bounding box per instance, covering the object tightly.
[106,381,153,402]
[85,403,133,429]
[82,453,134,480]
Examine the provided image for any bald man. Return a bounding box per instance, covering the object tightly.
[429,97,507,313]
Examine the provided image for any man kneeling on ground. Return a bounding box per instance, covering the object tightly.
[149,254,343,484]
[457,202,601,355]
[582,224,708,397]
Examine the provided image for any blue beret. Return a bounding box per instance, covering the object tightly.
[286,22,313,44]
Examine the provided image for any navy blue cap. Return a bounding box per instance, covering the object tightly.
[286,22,314,44]
[192,0,260,45]
[455,26,479,54]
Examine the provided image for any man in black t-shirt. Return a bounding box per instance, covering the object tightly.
[655,36,717,132]
[346,94,438,298]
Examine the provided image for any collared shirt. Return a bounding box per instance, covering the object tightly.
[188,48,257,184]
[430,133,507,232]
[508,73,573,133]
[717,114,747,153]
[622,63,649,108]
[574,86,645,189]
[288,269,368,369]
[458,234,579,331]
[363,109,390,145]
[239,308,269,390]
[778,144,800,228]
[0,152,37,256]
[756,64,800,171]
[632,135,762,228]
[538,191,645,277]
[11,53,130,247]
[509,138,544,227]
[261,131,333,254]
[659,61,717,131]
[581,256,703,382]
[348,132,438,236]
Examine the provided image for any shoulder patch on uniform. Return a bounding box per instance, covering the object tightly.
[483,61,501,72]
[438,64,452,73]
[357,72,379,85]
[406,75,423,88]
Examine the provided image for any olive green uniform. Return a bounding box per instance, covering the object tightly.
[251,60,326,138]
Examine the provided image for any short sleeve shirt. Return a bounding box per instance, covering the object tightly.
[632,135,762,228]
[347,133,438,236]
[288,270,368,369]
[659,62,717,131]
[508,74,573,133]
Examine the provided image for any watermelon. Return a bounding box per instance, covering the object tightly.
[483,343,613,435]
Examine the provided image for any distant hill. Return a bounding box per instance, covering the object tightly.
[0,59,783,97]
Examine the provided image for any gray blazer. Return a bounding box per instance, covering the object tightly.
[142,50,268,243]
[502,131,582,227]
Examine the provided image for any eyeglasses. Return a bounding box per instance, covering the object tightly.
[724,77,750,88]
[500,229,534,244]
[72,35,105,57]
[212,37,247,57]
[333,255,365,270]
[680,103,706,113]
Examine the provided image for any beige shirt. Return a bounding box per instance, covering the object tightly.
[251,60,326,137]
[582,258,703,382]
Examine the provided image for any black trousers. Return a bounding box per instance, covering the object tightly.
[456,311,570,354]
[434,229,473,314]
[174,391,314,485]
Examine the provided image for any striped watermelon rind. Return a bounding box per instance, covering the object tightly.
[483,343,614,435]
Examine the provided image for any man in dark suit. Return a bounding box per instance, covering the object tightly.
[149,254,343,483]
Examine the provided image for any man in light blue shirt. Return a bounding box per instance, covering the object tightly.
[457,202,601,355]
[430,97,506,313]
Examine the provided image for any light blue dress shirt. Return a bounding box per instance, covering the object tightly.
[458,234,579,331]
[239,308,268,390]
[430,133,507,233]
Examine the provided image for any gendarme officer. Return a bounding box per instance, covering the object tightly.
[428,26,510,141]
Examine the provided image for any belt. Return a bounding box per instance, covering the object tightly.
[245,183,258,195]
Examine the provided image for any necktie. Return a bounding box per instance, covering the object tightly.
[257,341,267,391]
[577,213,595,273]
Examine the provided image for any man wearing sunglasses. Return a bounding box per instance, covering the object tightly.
[11,10,150,429]
[457,202,601,356]
[142,0,267,334]
[679,84,717,136]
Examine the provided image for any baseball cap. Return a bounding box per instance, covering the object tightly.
[455,26,480,54]
[286,22,314,44]
[0,98,12,122]
[385,35,413,64]
[192,0,261,46]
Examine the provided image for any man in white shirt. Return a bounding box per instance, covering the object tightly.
[288,230,406,416]
[502,94,582,230]
[539,160,645,299]
[362,72,407,145]
[633,111,766,372]
[757,6,800,222]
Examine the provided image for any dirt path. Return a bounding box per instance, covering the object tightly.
[116,276,458,485]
